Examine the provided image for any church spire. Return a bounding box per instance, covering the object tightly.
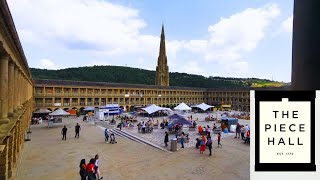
[159,24,166,58]
[155,24,169,86]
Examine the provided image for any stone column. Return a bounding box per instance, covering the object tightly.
[8,62,14,116]
[0,55,10,123]
[0,137,9,180]
[291,0,320,90]
[7,129,15,179]
[13,124,18,167]
[13,67,18,112]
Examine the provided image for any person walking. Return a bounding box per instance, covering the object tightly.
[235,123,241,139]
[217,133,222,147]
[79,159,87,180]
[75,123,81,138]
[240,125,245,140]
[164,132,169,147]
[105,129,109,143]
[180,132,185,148]
[207,137,213,156]
[61,125,67,140]
[94,154,103,179]
[86,158,96,180]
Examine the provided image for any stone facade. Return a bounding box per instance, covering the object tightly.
[0,1,34,179]
[155,25,170,86]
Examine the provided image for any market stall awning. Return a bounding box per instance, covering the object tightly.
[174,102,191,111]
[33,108,51,114]
[141,104,172,114]
[192,103,214,111]
[49,108,70,116]
[84,106,95,111]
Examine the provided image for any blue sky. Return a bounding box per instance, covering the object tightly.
[8,0,293,82]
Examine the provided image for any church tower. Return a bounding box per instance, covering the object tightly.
[155,24,169,86]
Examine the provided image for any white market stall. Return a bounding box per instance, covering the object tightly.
[141,104,173,114]
[48,108,70,128]
[174,102,192,114]
[192,103,214,111]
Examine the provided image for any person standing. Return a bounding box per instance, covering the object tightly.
[94,154,103,179]
[217,133,222,147]
[180,132,185,148]
[79,159,87,180]
[61,125,67,140]
[86,158,96,180]
[235,123,241,138]
[105,129,109,143]
[207,136,213,156]
[164,132,169,147]
[240,125,245,140]
[75,123,81,138]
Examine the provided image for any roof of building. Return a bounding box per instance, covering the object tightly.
[33,79,207,91]
[33,79,290,91]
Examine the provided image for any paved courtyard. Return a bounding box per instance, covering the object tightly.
[16,113,250,180]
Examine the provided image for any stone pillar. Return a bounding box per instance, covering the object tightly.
[13,124,18,167]
[0,137,9,180]
[7,129,15,179]
[0,55,10,123]
[291,0,320,90]
[13,67,19,112]
[8,62,14,116]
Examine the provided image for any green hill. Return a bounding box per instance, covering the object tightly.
[30,66,287,88]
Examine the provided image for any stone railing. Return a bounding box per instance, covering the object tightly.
[0,99,33,180]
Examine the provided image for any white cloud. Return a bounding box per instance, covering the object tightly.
[281,15,293,33]
[8,0,158,57]
[180,61,203,75]
[37,58,58,70]
[224,61,249,77]
[8,1,282,79]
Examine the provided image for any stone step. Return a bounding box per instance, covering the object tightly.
[114,129,172,153]
[108,129,145,145]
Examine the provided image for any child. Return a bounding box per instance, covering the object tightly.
[110,133,117,144]
[199,136,206,154]
[217,133,222,147]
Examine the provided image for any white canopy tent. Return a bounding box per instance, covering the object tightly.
[33,108,51,114]
[192,103,214,111]
[174,102,192,111]
[49,108,70,116]
[141,104,173,114]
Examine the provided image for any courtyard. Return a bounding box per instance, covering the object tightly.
[16,113,250,180]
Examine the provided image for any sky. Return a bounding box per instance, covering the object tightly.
[7,0,293,82]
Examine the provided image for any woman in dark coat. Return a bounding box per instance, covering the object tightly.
[164,132,169,147]
[79,159,87,180]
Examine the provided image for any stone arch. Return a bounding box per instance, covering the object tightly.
[72,107,77,110]
[54,108,59,111]
[129,106,135,112]
[63,108,69,112]
[80,107,85,114]
[47,108,52,112]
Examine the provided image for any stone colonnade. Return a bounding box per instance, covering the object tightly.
[0,48,33,179]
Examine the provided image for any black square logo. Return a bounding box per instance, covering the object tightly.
[254,91,316,171]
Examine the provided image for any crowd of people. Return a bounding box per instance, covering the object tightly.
[79,154,103,180]
[235,123,250,144]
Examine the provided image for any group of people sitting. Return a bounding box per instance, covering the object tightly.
[137,120,154,133]
[198,124,218,135]
[31,117,43,124]
[79,154,103,180]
